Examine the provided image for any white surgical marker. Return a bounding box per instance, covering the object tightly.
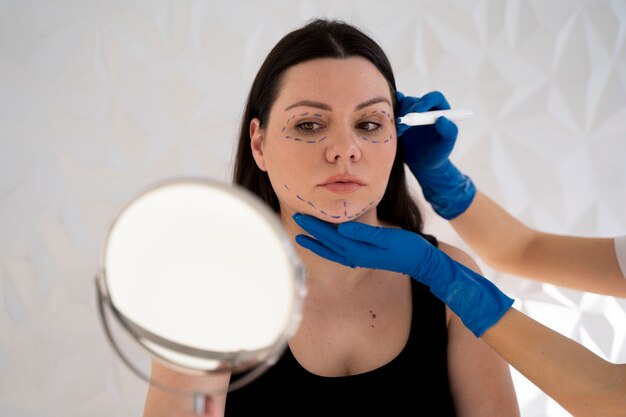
[397,109,473,126]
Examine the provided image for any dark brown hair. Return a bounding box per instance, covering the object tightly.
[232,18,436,244]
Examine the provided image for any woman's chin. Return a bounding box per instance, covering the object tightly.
[282,200,378,224]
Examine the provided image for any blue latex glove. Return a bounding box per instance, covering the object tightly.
[396,90,476,220]
[293,213,514,337]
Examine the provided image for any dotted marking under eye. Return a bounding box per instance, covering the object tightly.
[359,133,392,144]
[284,135,327,143]
[286,183,383,220]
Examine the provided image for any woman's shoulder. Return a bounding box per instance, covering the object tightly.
[436,240,482,274]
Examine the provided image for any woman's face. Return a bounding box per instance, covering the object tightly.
[250,57,396,224]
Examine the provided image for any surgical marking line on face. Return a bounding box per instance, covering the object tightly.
[284,183,383,220]
[281,115,296,132]
[360,109,393,121]
[360,134,392,144]
[284,135,327,144]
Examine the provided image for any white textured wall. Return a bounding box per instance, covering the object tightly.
[1,1,625,416]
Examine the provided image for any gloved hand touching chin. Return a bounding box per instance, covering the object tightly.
[396,90,476,220]
[293,213,513,337]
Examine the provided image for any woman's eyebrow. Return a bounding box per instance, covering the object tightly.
[354,96,392,111]
[283,96,391,112]
[284,100,332,111]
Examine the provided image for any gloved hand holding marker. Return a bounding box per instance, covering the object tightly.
[395,90,476,220]
[397,108,473,126]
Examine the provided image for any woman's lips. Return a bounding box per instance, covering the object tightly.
[319,175,365,194]
[321,182,363,193]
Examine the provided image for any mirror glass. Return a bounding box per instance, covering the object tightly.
[96,178,305,397]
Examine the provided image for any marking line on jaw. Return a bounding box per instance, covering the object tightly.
[285,183,383,220]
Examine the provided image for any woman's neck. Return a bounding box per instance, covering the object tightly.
[279,208,381,290]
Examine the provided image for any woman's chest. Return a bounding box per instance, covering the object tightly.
[288,274,413,376]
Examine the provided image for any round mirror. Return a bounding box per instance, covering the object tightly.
[95,177,306,403]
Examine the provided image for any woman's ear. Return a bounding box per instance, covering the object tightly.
[249,118,267,171]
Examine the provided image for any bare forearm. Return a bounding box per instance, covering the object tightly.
[517,232,626,296]
[482,308,626,417]
[143,359,228,417]
[450,191,626,297]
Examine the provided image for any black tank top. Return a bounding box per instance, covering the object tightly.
[225,279,456,416]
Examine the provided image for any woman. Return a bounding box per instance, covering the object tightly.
[143,18,520,417]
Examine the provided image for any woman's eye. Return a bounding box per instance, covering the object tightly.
[358,121,382,132]
[295,121,321,132]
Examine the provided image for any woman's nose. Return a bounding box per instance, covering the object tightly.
[325,129,362,163]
